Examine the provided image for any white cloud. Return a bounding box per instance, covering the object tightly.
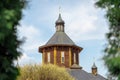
[18,53,33,65]
[25,0,108,42]
[18,24,45,51]
[17,24,44,65]
[60,1,108,42]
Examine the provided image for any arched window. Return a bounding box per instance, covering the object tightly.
[61,51,65,63]
[48,52,50,62]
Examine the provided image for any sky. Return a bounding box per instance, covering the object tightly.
[17,0,109,78]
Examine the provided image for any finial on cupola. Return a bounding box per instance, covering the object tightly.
[55,6,65,32]
[55,13,65,25]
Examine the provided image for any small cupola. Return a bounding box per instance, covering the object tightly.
[55,14,65,32]
[55,13,64,25]
[91,63,97,76]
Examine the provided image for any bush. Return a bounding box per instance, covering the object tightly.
[17,64,74,80]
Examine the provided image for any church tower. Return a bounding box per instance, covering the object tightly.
[38,11,106,80]
[39,13,83,68]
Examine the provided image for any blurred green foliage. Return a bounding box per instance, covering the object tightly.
[95,0,120,79]
[17,64,74,80]
[0,0,26,80]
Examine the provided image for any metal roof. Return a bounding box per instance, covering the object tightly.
[89,73,106,80]
[46,31,75,45]
[68,69,106,80]
[68,69,92,80]
[46,13,76,46]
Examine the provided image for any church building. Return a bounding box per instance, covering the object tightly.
[39,13,106,80]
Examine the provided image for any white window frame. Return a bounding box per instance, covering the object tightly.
[74,53,76,64]
[47,52,50,63]
[61,51,65,63]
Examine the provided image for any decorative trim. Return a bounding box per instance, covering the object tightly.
[54,47,57,64]
[42,49,45,64]
[39,44,83,53]
[69,48,72,67]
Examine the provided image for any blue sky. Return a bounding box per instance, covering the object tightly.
[17,0,109,77]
